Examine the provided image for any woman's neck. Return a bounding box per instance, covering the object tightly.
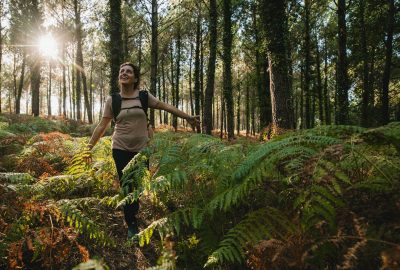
[120,85,138,97]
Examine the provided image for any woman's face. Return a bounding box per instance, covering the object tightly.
[119,65,135,86]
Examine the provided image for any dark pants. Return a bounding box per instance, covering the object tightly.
[112,149,140,227]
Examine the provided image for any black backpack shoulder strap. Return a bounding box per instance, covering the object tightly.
[139,90,149,117]
[110,92,122,122]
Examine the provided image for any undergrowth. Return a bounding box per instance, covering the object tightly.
[1,115,399,269]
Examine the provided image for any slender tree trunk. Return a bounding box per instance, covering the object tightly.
[236,82,241,136]
[380,0,395,124]
[316,40,323,123]
[16,51,26,114]
[138,31,143,72]
[62,1,67,118]
[204,0,217,135]
[99,68,104,120]
[31,61,41,117]
[253,3,269,130]
[189,42,194,116]
[200,26,204,128]
[261,0,294,130]
[173,27,181,130]
[360,0,370,127]
[162,58,168,124]
[150,0,158,126]
[89,52,94,119]
[220,95,224,139]
[300,64,304,128]
[336,0,349,124]
[109,0,122,96]
[304,0,312,128]
[324,39,331,124]
[122,2,129,61]
[170,43,175,127]
[246,83,250,136]
[74,0,82,120]
[62,45,67,117]
[12,53,17,113]
[369,47,376,124]
[223,0,234,139]
[48,62,52,116]
[194,8,201,133]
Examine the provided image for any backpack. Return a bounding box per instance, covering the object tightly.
[110,90,154,138]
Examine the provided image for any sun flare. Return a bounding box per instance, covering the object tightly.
[38,33,58,59]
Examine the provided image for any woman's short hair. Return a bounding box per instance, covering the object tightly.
[119,62,140,89]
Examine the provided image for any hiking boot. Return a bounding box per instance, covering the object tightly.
[127,223,139,240]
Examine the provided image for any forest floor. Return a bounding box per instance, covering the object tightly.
[1,113,400,270]
[0,114,169,269]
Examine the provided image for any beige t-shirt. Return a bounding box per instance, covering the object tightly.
[102,91,160,152]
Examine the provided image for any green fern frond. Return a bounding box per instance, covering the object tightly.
[57,199,115,246]
[137,218,169,247]
[0,172,35,185]
[205,207,294,267]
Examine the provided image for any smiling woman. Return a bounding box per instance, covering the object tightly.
[38,33,58,59]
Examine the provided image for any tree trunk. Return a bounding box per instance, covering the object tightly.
[162,58,168,124]
[173,27,181,130]
[194,8,202,133]
[12,53,17,113]
[16,51,26,114]
[253,3,270,130]
[109,0,122,96]
[150,0,158,126]
[260,0,294,130]
[304,0,312,128]
[236,81,241,136]
[316,40,324,123]
[62,44,67,117]
[122,2,129,61]
[246,84,250,136]
[204,0,217,135]
[336,0,349,124]
[189,42,194,116]
[48,62,52,116]
[324,39,331,124]
[222,0,234,139]
[74,0,82,120]
[31,60,41,117]
[380,0,395,125]
[360,0,370,127]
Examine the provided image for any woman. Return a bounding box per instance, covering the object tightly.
[87,62,199,239]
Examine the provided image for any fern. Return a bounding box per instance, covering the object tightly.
[57,199,115,247]
[205,207,295,267]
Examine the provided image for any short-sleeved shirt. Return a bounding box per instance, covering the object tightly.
[102,91,160,152]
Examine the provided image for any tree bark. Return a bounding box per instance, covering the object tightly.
[109,0,123,96]
[173,27,181,130]
[16,51,26,114]
[304,0,312,128]
[260,0,294,130]
[48,62,52,116]
[316,40,324,123]
[194,8,202,133]
[336,0,349,124]
[150,0,158,126]
[380,0,395,124]
[222,0,234,139]
[204,0,217,135]
[360,0,370,127]
[253,2,270,130]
